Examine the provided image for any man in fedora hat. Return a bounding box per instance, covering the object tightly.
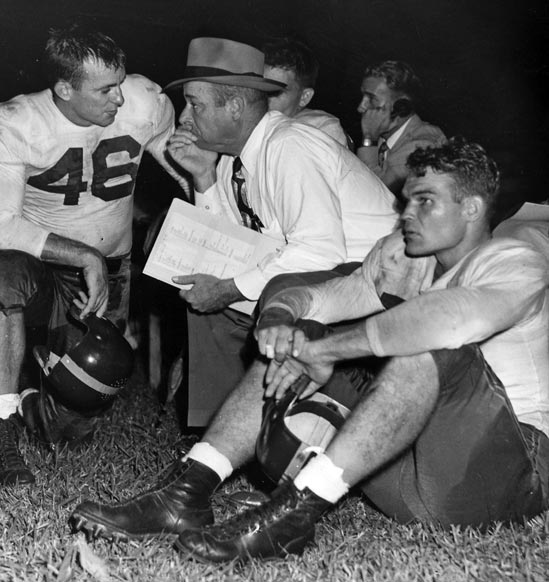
[161,37,398,429]
[159,39,400,431]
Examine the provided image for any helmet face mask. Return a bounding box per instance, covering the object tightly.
[256,389,350,484]
[33,313,134,416]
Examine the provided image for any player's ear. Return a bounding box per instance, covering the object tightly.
[299,88,314,109]
[53,80,73,102]
[463,194,485,222]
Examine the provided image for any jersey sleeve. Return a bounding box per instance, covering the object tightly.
[260,237,390,325]
[136,76,192,198]
[365,240,549,356]
[0,110,50,256]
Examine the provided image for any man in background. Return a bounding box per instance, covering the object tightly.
[357,60,445,196]
[263,37,350,148]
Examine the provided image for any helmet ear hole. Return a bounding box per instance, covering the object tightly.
[256,391,350,484]
[33,313,134,415]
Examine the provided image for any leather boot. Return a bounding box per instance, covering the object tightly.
[175,481,331,562]
[19,388,97,447]
[70,458,220,541]
[0,415,35,486]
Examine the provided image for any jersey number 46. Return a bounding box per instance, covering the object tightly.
[28,136,140,205]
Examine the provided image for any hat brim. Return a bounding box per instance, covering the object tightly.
[164,75,285,93]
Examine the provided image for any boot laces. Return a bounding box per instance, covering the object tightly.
[211,482,301,538]
[0,419,27,471]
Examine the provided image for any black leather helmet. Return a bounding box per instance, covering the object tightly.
[33,313,134,416]
[256,386,350,484]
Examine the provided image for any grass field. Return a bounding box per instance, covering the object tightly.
[2,359,549,582]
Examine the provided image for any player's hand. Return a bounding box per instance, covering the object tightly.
[264,338,334,400]
[256,325,307,363]
[73,253,109,318]
[172,274,244,313]
[167,125,217,186]
[360,106,392,143]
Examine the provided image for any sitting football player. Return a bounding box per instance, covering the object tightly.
[71,137,549,563]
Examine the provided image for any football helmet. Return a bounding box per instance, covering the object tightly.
[256,385,350,484]
[33,312,134,416]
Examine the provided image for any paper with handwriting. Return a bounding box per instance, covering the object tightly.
[143,198,282,314]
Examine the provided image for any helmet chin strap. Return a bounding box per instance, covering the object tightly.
[33,346,61,376]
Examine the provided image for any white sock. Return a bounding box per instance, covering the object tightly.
[0,393,21,420]
[293,453,349,504]
[184,442,234,481]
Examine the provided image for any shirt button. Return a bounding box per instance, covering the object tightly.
[205,205,210,210]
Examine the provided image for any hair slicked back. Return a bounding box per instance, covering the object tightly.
[363,60,421,101]
[44,24,126,89]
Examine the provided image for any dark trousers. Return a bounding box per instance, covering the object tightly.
[0,250,130,354]
[317,344,549,528]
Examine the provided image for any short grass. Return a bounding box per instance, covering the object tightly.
[2,360,549,582]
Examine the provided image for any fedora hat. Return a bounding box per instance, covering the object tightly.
[164,37,286,92]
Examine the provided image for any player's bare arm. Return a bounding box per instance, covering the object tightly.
[265,321,376,399]
[172,273,245,313]
[40,232,109,317]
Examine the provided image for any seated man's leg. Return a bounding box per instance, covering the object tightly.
[71,357,269,539]
[185,308,256,427]
[360,345,548,527]
[0,250,56,485]
[175,345,549,562]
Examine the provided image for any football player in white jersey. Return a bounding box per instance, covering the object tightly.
[0,25,188,486]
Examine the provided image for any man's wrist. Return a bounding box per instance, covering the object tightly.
[193,168,217,193]
[223,278,245,304]
[361,136,377,147]
[256,307,296,331]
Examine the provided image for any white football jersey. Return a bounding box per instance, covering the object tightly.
[0,74,178,258]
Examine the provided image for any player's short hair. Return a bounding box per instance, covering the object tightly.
[209,83,268,109]
[407,136,501,220]
[363,60,421,101]
[44,25,126,89]
[263,38,319,89]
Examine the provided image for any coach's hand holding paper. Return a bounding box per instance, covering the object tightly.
[172,273,244,313]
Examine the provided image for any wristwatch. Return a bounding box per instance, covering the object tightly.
[362,137,377,147]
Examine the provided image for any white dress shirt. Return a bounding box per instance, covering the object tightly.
[194,111,398,300]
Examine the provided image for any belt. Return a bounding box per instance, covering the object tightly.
[105,257,123,274]
[49,256,127,276]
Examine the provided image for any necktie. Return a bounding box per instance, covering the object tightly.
[378,140,389,168]
[232,157,263,232]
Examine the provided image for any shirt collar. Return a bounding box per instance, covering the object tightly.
[385,116,412,149]
[238,111,280,177]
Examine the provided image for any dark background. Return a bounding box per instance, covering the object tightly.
[1,0,548,202]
